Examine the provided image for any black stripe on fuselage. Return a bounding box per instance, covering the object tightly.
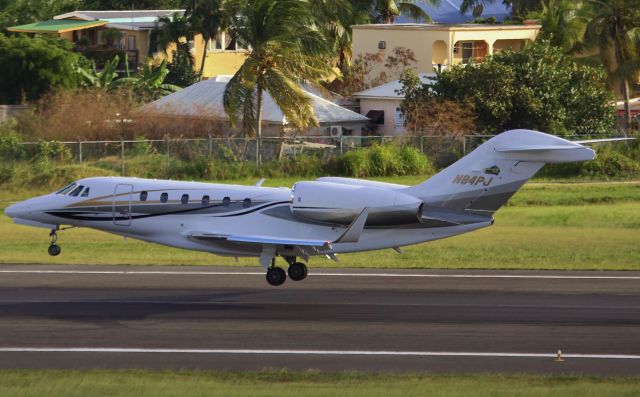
[45,201,290,222]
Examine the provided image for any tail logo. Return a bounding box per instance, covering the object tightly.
[452,175,494,186]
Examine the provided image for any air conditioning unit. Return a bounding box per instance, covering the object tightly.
[330,126,343,137]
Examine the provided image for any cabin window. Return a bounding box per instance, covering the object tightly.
[56,183,77,195]
[181,194,189,205]
[222,196,231,207]
[80,187,90,197]
[69,185,84,197]
[202,195,210,206]
[140,191,148,201]
[160,192,168,203]
[243,198,251,208]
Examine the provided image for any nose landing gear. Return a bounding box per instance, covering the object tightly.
[48,229,61,256]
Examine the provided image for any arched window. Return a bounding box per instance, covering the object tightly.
[202,195,210,206]
[181,194,189,205]
[139,191,148,202]
[160,192,168,203]
[222,196,231,207]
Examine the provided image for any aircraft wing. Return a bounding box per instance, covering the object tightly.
[185,208,369,248]
[186,232,333,247]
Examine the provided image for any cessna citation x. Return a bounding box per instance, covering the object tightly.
[4,129,628,286]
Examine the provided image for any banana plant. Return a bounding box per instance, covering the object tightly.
[76,55,120,90]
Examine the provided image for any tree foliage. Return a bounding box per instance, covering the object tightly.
[402,40,616,135]
[223,0,333,164]
[0,34,81,104]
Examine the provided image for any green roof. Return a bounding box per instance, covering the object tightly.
[8,19,108,33]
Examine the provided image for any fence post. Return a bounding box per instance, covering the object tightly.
[165,136,169,175]
[78,141,83,164]
[462,136,467,155]
[208,134,212,159]
[339,135,343,155]
[420,136,424,153]
[121,138,125,176]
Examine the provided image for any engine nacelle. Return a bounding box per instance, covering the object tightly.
[291,181,423,226]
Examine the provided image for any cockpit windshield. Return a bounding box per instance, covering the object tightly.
[56,183,77,195]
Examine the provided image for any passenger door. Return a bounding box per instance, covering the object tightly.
[113,184,133,226]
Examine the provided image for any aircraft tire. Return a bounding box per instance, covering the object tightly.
[48,244,61,256]
[266,267,286,286]
[288,262,308,281]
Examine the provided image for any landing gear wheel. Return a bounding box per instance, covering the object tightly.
[266,267,286,286]
[48,244,61,256]
[288,262,308,281]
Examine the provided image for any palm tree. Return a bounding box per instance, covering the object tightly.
[460,0,543,18]
[156,12,192,55]
[310,0,369,75]
[373,0,435,23]
[186,0,240,78]
[223,0,333,166]
[535,0,584,51]
[581,0,640,128]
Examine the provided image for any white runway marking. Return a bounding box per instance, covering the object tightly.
[0,347,639,360]
[0,269,639,280]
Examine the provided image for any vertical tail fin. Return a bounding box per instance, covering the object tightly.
[403,129,595,213]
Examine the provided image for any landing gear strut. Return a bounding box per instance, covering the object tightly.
[48,229,61,256]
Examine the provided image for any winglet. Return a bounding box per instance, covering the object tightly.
[334,207,368,244]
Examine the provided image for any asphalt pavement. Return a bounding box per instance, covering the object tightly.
[0,264,639,375]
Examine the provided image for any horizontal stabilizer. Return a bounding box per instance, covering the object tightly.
[495,143,595,163]
[573,137,636,144]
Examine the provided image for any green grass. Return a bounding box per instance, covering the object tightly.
[1,181,639,270]
[0,371,638,397]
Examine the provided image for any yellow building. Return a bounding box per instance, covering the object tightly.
[8,10,246,78]
[352,23,541,82]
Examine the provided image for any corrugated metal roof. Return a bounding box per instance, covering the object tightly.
[397,0,509,23]
[142,76,369,125]
[353,74,435,100]
[54,10,184,30]
[8,19,108,33]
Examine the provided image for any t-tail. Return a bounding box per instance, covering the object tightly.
[403,129,597,214]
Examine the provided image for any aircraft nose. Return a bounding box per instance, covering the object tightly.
[4,202,29,219]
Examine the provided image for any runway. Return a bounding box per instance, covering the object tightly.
[0,264,639,375]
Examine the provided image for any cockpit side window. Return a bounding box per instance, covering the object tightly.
[80,187,90,197]
[56,183,77,195]
[69,185,85,197]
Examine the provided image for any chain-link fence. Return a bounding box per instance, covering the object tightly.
[15,133,612,176]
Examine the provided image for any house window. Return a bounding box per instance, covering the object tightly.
[160,192,168,203]
[461,42,473,64]
[378,40,386,50]
[127,35,136,51]
[181,194,189,205]
[366,110,385,125]
[394,107,405,127]
[208,31,245,51]
[202,195,210,206]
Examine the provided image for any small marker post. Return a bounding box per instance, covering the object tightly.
[555,350,564,362]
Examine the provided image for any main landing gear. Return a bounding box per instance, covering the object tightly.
[265,257,308,286]
[48,229,61,256]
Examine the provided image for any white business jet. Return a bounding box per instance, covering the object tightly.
[3,129,626,285]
